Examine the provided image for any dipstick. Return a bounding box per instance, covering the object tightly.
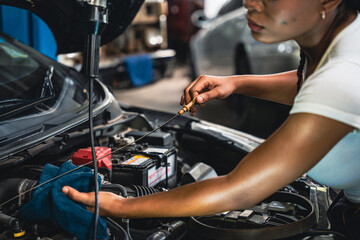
[178,97,197,115]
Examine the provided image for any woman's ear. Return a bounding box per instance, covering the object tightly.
[321,0,342,12]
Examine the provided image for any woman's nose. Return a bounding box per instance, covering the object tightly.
[243,0,264,13]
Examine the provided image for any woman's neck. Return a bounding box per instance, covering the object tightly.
[299,8,357,77]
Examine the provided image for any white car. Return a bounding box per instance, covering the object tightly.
[190,4,300,76]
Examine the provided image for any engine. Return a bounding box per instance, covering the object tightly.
[0,126,336,240]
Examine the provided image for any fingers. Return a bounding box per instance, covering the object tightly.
[62,186,94,207]
[181,75,232,116]
[197,88,222,103]
[182,75,204,104]
[180,94,185,106]
[189,106,197,116]
[180,75,209,115]
[62,186,122,217]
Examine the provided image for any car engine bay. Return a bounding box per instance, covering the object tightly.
[0,107,345,240]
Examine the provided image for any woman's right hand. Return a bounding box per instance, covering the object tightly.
[62,186,125,218]
[181,75,237,116]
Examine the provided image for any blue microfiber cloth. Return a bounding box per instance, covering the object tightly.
[19,161,108,240]
[124,54,154,87]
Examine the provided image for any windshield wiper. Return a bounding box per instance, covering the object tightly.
[40,65,54,98]
[0,98,34,108]
[0,66,55,119]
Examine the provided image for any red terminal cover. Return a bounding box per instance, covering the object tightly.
[71,147,112,170]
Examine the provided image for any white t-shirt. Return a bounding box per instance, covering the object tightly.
[290,13,360,203]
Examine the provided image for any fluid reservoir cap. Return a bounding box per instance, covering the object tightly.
[13,230,25,238]
[71,147,112,170]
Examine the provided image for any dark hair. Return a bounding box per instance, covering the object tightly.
[296,50,306,93]
[343,0,360,11]
[296,0,359,93]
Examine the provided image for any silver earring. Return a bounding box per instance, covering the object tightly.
[321,10,326,20]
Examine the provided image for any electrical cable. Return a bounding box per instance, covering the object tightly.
[89,76,100,240]
[106,217,130,240]
[127,219,133,240]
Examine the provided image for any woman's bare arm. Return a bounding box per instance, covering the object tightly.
[181,70,299,116]
[63,113,353,219]
[234,70,299,105]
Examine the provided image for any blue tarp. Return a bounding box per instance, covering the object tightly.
[124,54,154,87]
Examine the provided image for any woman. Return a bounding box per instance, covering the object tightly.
[63,0,360,237]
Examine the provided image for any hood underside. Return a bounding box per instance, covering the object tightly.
[0,0,144,54]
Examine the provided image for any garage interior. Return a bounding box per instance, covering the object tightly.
[0,0,355,239]
[112,63,239,130]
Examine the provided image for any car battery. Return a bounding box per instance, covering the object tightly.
[111,145,177,187]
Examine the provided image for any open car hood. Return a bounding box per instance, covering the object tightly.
[0,0,144,54]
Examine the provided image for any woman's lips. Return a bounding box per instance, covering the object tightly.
[247,18,264,32]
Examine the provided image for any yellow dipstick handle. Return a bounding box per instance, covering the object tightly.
[178,97,197,115]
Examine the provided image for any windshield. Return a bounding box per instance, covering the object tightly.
[0,34,91,123]
[0,37,47,101]
[0,32,108,157]
[0,35,61,120]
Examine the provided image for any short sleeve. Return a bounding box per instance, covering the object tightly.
[290,60,360,129]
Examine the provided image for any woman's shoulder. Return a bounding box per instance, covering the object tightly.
[333,12,360,49]
[307,60,360,91]
[318,13,360,69]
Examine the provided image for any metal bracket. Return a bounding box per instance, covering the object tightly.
[84,0,107,8]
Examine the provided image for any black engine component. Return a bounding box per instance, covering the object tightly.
[146,220,187,240]
[0,179,37,209]
[101,184,164,198]
[0,212,25,238]
[189,191,316,240]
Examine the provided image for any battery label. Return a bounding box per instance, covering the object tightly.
[147,154,176,187]
[123,155,150,165]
